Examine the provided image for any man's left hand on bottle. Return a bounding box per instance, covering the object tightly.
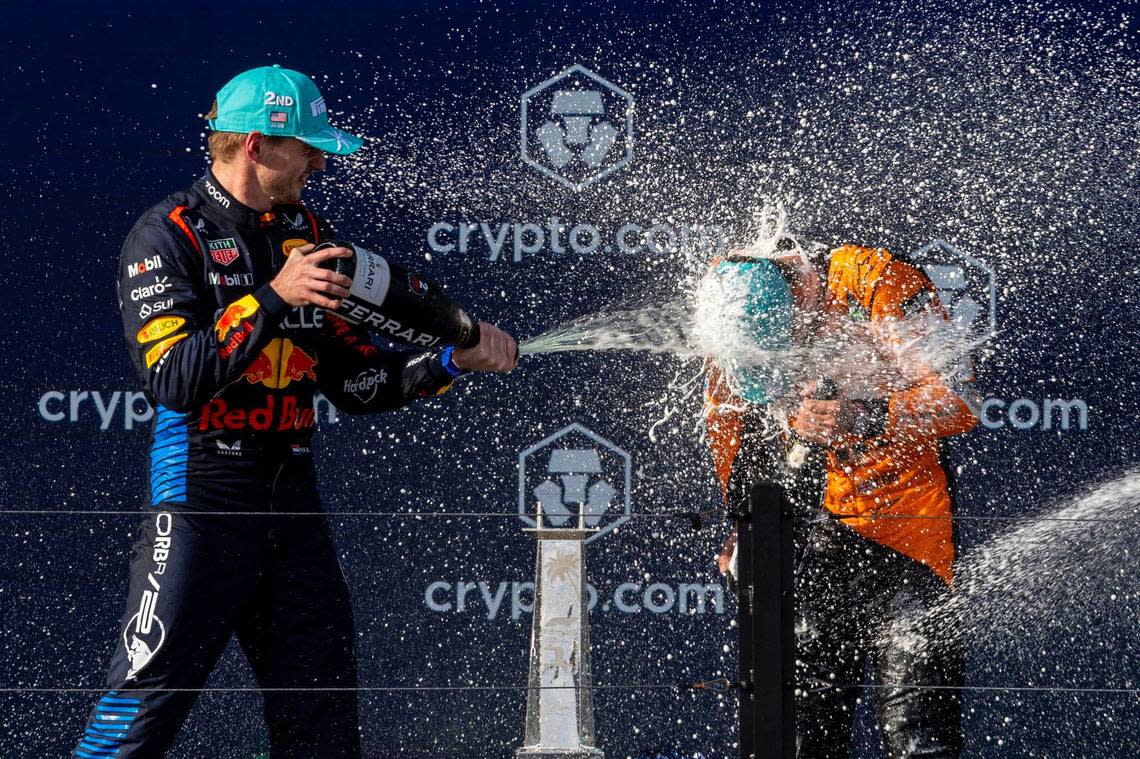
[271,243,352,309]
[451,321,518,373]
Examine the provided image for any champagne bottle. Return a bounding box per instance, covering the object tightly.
[313,240,480,349]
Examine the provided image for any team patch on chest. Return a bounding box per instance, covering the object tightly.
[207,238,241,267]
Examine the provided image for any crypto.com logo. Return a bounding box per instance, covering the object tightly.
[911,239,997,348]
[518,423,632,543]
[521,65,634,191]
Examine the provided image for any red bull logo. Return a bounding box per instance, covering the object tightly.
[242,351,275,385]
[219,322,253,359]
[198,395,316,432]
[284,342,317,383]
[240,338,318,389]
[215,295,260,358]
[215,295,260,340]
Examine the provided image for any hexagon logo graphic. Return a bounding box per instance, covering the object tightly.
[911,239,997,348]
[518,423,632,543]
[521,64,634,191]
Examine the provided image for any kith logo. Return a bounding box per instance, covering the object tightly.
[208,238,241,267]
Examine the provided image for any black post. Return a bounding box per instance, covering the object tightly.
[737,482,796,759]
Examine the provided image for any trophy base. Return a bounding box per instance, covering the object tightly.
[515,747,604,759]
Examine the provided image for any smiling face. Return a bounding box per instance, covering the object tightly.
[255,136,327,204]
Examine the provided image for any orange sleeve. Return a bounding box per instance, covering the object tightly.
[704,359,745,503]
[872,261,979,441]
[701,257,749,502]
[888,381,979,440]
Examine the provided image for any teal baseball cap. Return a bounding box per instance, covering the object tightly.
[714,258,795,404]
[208,65,364,155]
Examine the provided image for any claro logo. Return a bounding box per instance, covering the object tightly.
[38,390,340,431]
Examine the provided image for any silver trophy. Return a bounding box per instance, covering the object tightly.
[516,494,604,758]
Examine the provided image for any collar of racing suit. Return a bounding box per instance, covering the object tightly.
[193,169,278,231]
[826,245,893,312]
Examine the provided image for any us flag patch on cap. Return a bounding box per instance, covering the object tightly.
[269,111,288,127]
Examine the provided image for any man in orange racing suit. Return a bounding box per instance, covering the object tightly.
[708,236,978,758]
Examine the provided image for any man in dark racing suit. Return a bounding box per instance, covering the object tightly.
[73,65,516,758]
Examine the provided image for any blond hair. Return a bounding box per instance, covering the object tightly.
[204,100,286,163]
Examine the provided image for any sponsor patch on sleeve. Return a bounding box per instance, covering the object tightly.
[145,333,189,368]
[282,238,310,256]
[214,294,261,340]
[136,316,186,344]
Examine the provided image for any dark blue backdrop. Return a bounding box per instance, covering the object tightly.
[1,0,1137,757]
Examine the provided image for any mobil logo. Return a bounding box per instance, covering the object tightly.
[209,271,256,288]
[127,255,163,278]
